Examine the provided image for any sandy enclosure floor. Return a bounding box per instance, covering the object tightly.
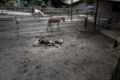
[0,16,118,80]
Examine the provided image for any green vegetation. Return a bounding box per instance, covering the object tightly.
[84,0,94,5]
[74,8,79,14]
[4,1,15,7]
[43,8,67,14]
[62,6,67,8]
[41,2,47,8]
[23,2,28,7]
[1,0,7,5]
[44,0,49,4]
[51,0,64,7]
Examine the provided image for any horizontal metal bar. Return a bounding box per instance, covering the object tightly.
[0,30,17,34]
[0,25,81,34]
[19,26,81,35]
[0,20,83,30]
[0,26,18,30]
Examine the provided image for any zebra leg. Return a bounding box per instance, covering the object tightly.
[47,23,51,31]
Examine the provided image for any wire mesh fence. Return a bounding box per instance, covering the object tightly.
[0,14,86,39]
[0,7,94,39]
[0,7,93,15]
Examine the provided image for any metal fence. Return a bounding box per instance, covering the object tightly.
[0,7,93,15]
[0,14,86,39]
[0,7,93,39]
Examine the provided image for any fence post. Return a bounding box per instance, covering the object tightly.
[94,0,99,31]
[110,57,120,80]
[71,0,73,20]
[84,15,88,31]
[2,6,3,15]
[6,7,7,14]
[62,8,63,16]
[114,40,118,48]
[50,15,53,36]
[32,7,34,14]
[15,16,19,40]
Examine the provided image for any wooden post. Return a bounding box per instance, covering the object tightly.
[114,40,118,48]
[94,0,99,31]
[84,16,88,30]
[110,57,120,80]
[71,0,73,20]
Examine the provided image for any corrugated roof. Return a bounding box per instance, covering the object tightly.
[62,0,81,5]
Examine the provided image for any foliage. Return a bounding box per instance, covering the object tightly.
[84,0,94,5]
[24,2,28,7]
[51,0,63,7]
[0,0,7,5]
[5,2,15,7]
[62,6,67,8]
[74,8,79,14]
[44,0,49,4]
[43,8,67,14]
[41,2,47,8]
[0,3,3,6]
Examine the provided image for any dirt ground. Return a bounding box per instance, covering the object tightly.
[0,16,119,80]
